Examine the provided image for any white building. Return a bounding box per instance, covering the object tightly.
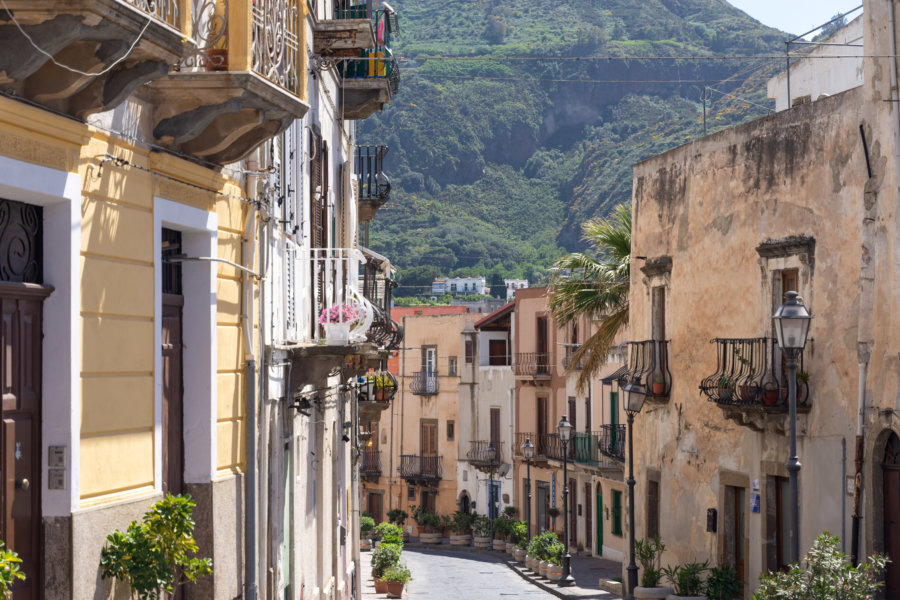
[504,279,529,300]
[433,276,488,296]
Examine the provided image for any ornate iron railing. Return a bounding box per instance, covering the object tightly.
[125,0,182,29]
[334,0,372,19]
[467,441,504,467]
[563,344,583,370]
[302,247,376,345]
[699,338,809,409]
[360,248,402,350]
[514,353,552,377]
[338,9,398,91]
[410,371,438,395]
[620,340,672,399]
[399,455,442,480]
[358,370,397,404]
[251,0,303,95]
[598,425,625,462]
[356,145,391,202]
[360,449,381,477]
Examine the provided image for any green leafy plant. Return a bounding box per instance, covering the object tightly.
[546,538,565,566]
[753,533,887,600]
[382,563,412,584]
[371,543,402,580]
[547,507,560,519]
[451,511,475,534]
[374,522,404,546]
[509,520,528,548]
[99,493,213,600]
[472,514,492,537]
[704,565,741,600]
[662,561,708,596]
[0,542,25,598]
[526,531,560,561]
[387,508,408,526]
[503,506,518,518]
[360,515,376,537]
[797,371,810,385]
[492,516,512,540]
[374,372,396,389]
[635,536,666,588]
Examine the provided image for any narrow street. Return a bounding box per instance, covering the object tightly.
[362,548,559,599]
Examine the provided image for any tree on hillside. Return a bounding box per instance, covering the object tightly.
[548,203,631,391]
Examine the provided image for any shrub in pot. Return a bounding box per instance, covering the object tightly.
[492,516,511,550]
[661,561,707,599]
[633,536,671,599]
[703,565,740,600]
[545,539,565,582]
[371,542,402,592]
[509,520,528,561]
[473,514,493,548]
[374,522,404,548]
[450,511,475,545]
[100,493,213,599]
[360,515,376,551]
[0,541,25,598]
[753,533,887,600]
[383,563,412,599]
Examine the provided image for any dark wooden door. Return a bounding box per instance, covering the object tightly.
[883,433,900,598]
[489,408,500,450]
[585,482,592,553]
[1,287,47,600]
[536,317,548,374]
[162,294,184,496]
[536,397,548,455]
[421,421,437,478]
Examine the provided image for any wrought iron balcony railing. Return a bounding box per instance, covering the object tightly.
[361,449,381,477]
[360,248,402,350]
[125,0,183,28]
[337,8,399,118]
[514,353,552,378]
[335,0,373,19]
[597,425,625,462]
[399,455,442,480]
[619,340,672,399]
[699,338,810,410]
[410,371,438,395]
[358,370,397,404]
[467,441,504,467]
[563,344,583,370]
[356,145,391,203]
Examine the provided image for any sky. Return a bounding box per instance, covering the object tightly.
[727,1,863,38]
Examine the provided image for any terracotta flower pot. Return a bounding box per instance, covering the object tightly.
[374,578,389,593]
[763,389,779,405]
[386,581,405,598]
[653,382,665,396]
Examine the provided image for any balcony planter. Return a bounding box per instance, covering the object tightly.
[633,587,674,600]
[763,388,779,405]
[323,322,352,345]
[652,374,665,396]
[450,534,472,546]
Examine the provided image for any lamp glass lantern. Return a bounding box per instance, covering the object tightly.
[773,291,812,351]
[557,416,573,442]
[522,438,534,460]
[486,444,497,464]
[623,381,647,415]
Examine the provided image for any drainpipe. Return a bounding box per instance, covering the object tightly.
[243,167,260,600]
[257,212,269,600]
[852,346,870,565]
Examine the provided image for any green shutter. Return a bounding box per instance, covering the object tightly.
[612,490,623,536]
[610,391,618,426]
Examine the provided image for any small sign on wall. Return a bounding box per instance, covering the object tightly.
[750,492,761,514]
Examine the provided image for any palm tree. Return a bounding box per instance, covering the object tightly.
[548,203,630,391]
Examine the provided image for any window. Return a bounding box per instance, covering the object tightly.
[465,339,474,364]
[448,356,458,376]
[408,486,415,501]
[423,346,437,376]
[612,490,623,536]
[447,421,455,441]
[609,390,618,426]
[489,339,508,366]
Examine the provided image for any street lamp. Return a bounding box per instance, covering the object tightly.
[486,444,498,521]
[522,438,535,539]
[557,415,575,587]
[773,290,812,564]
[623,380,647,600]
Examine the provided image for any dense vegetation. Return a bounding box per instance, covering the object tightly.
[358,0,791,296]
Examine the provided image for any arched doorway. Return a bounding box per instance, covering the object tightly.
[596,482,603,556]
[883,432,900,598]
[459,490,471,514]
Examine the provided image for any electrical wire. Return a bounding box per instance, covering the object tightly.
[0,0,153,77]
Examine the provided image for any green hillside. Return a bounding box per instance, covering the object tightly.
[358,0,788,295]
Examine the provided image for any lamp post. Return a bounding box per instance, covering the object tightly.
[522,438,534,539]
[623,380,647,600]
[773,290,812,564]
[557,415,575,587]
[486,444,498,521]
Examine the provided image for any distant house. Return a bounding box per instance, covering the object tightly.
[432,276,488,296]
[504,279,529,300]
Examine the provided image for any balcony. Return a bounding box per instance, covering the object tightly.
[356,145,391,222]
[0,0,194,118]
[563,344,583,370]
[596,425,625,463]
[620,340,671,400]
[147,0,309,164]
[514,353,552,379]
[338,8,398,119]
[410,371,438,395]
[357,369,396,421]
[360,247,402,351]
[360,449,381,479]
[466,441,504,470]
[399,455,442,481]
[700,338,810,431]
[313,0,375,57]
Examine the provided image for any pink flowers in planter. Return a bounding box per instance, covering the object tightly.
[319,304,362,327]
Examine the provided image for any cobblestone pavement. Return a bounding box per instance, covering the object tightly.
[361,547,560,599]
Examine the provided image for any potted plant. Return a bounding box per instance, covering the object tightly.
[492,516,511,550]
[371,542,402,594]
[509,520,528,562]
[716,375,734,402]
[374,522,404,548]
[762,383,780,406]
[413,508,442,544]
[661,561,708,600]
[100,494,213,599]
[546,538,566,582]
[374,371,396,402]
[473,514,492,548]
[387,508,409,541]
[318,303,361,345]
[383,562,412,598]
[703,565,740,600]
[450,511,474,546]
[503,507,518,552]
[633,536,671,599]
[0,541,25,598]
[360,515,376,551]
[652,372,666,396]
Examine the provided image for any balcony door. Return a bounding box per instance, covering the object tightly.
[489,408,500,452]
[421,420,437,478]
[536,316,548,374]
[537,396,548,455]
[161,228,184,498]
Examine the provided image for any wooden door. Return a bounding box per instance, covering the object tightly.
[536,317,548,374]
[421,421,437,478]
[724,485,746,588]
[883,433,900,598]
[488,339,507,366]
[537,396,548,455]
[161,228,184,497]
[1,287,48,600]
[585,481,592,553]
[367,493,383,524]
[489,408,500,450]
